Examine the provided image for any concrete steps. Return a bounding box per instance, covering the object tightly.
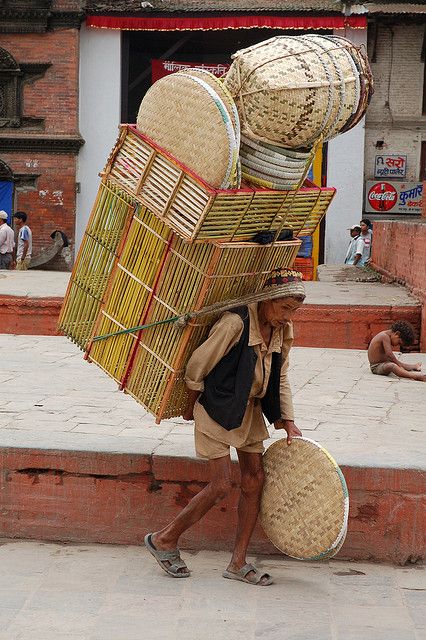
[0,271,421,350]
[0,335,424,565]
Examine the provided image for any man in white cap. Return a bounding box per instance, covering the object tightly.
[0,211,15,270]
[344,225,363,266]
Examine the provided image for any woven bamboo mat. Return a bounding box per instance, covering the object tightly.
[261,437,349,560]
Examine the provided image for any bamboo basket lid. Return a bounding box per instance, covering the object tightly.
[176,68,241,188]
[224,35,363,149]
[177,69,241,146]
[136,73,238,188]
[260,437,349,560]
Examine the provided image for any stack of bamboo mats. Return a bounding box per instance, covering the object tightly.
[60,181,301,420]
[59,34,372,421]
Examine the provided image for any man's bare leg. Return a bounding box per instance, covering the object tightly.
[150,455,233,572]
[380,362,426,381]
[226,451,270,584]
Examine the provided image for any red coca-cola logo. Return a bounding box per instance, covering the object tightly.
[368,182,398,212]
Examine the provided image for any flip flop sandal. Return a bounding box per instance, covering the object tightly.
[144,533,190,578]
[222,563,273,586]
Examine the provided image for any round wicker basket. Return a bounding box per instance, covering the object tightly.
[136,73,238,188]
[224,35,372,149]
[260,437,349,560]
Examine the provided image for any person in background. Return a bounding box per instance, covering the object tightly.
[344,225,363,265]
[359,218,373,264]
[13,211,32,270]
[0,211,15,270]
[368,321,425,382]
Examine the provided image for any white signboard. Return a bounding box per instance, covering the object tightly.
[374,155,407,179]
[365,181,422,214]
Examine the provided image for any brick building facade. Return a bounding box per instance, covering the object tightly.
[0,1,84,269]
[365,20,425,184]
[1,2,425,269]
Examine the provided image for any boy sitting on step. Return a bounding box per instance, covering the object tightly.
[368,321,426,382]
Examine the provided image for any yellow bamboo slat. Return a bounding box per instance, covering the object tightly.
[103,125,336,243]
[59,182,136,350]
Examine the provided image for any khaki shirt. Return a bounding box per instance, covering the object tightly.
[185,303,294,449]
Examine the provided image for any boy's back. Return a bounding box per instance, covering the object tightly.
[368,330,390,365]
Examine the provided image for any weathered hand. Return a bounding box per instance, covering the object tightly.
[274,419,302,445]
[182,405,195,421]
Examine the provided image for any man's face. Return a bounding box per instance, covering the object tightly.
[264,297,303,327]
[14,218,23,228]
[350,228,359,238]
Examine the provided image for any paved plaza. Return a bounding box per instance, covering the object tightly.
[0,270,419,308]
[0,335,425,470]
[0,539,424,640]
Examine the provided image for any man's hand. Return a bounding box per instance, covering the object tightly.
[182,405,195,421]
[182,389,200,421]
[274,419,302,445]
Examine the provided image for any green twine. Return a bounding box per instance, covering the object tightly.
[92,315,181,342]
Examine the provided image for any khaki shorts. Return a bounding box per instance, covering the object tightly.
[195,428,264,460]
[370,362,390,376]
[16,257,31,271]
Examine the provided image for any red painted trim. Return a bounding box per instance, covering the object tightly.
[86,15,367,32]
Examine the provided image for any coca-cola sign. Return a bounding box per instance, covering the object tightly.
[367,182,398,212]
[365,181,422,215]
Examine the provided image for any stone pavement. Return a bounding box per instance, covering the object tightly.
[0,270,419,307]
[0,335,425,470]
[0,539,424,640]
[0,270,70,299]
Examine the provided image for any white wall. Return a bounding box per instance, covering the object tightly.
[324,27,367,264]
[76,23,121,250]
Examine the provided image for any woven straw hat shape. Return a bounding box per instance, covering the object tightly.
[260,437,348,560]
[224,35,368,149]
[176,68,241,188]
[136,74,238,188]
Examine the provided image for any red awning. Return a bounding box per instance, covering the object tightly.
[86,14,367,31]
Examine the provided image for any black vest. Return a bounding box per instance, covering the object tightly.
[199,306,282,431]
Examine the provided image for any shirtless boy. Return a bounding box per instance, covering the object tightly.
[368,321,426,382]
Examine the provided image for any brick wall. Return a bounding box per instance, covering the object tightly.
[1,28,80,268]
[365,23,425,183]
[0,152,77,258]
[371,220,426,350]
[1,30,79,135]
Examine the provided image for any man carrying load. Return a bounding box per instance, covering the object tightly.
[145,268,305,586]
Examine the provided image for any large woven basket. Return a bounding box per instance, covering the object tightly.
[261,437,349,560]
[103,125,335,242]
[136,72,239,189]
[224,35,372,149]
[83,193,301,421]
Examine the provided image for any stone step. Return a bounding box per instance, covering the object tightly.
[0,335,424,565]
[0,271,421,351]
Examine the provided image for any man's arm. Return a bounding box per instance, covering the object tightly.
[274,337,302,445]
[353,237,364,265]
[20,239,29,261]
